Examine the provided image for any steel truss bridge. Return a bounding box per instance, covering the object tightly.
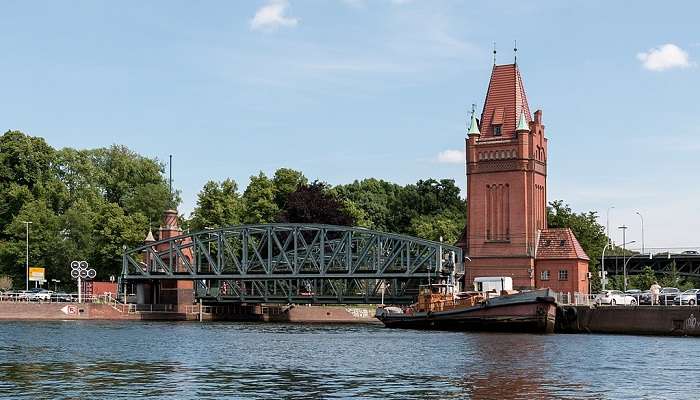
[122,224,464,304]
[603,252,700,279]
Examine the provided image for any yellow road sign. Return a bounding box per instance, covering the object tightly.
[29,267,45,282]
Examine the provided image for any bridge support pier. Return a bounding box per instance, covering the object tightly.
[135,282,153,305]
[158,280,194,313]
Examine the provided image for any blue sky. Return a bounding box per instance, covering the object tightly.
[1,0,699,248]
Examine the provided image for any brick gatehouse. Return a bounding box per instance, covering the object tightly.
[458,62,589,294]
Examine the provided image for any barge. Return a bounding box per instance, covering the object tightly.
[375,283,557,333]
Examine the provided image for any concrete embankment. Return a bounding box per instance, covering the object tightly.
[556,305,700,336]
[206,304,378,323]
[268,304,378,323]
[0,302,141,320]
[0,302,378,323]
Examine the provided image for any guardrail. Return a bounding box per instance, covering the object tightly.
[554,292,699,307]
[0,293,180,314]
[0,292,118,304]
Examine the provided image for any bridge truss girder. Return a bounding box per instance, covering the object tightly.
[194,277,422,304]
[122,224,464,304]
[604,255,700,278]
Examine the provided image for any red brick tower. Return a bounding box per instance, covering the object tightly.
[463,63,589,293]
[155,209,194,311]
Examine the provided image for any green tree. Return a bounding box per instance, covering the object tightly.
[332,179,402,231]
[659,262,681,288]
[0,130,55,190]
[190,179,243,230]
[408,212,464,243]
[0,131,175,284]
[242,172,279,224]
[633,266,657,291]
[389,179,464,235]
[280,181,354,226]
[0,200,66,285]
[92,201,148,279]
[272,168,307,210]
[89,145,178,221]
[547,200,608,292]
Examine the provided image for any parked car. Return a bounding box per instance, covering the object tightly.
[28,288,53,301]
[681,250,699,255]
[639,290,653,305]
[625,289,644,303]
[51,292,74,302]
[674,289,700,305]
[16,290,32,300]
[595,290,637,306]
[659,287,680,305]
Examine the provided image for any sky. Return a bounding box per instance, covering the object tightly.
[1,0,699,249]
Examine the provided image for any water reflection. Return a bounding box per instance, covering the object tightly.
[0,322,697,399]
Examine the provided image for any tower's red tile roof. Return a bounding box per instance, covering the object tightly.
[536,228,589,261]
[480,64,531,138]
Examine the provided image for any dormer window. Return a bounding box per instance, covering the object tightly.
[493,125,502,136]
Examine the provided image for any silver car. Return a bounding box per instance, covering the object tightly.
[674,289,700,306]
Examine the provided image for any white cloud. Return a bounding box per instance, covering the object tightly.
[250,0,298,32]
[437,149,465,164]
[636,43,692,71]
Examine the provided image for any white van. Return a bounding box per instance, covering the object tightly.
[473,277,513,293]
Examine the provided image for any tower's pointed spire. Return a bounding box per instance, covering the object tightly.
[467,104,480,136]
[480,63,531,138]
[516,109,530,132]
[144,228,155,243]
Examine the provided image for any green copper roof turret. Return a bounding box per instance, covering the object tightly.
[516,110,530,132]
[467,110,480,136]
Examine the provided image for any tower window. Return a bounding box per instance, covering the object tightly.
[493,125,502,136]
[541,270,550,281]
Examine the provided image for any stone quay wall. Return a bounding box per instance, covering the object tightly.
[557,305,700,336]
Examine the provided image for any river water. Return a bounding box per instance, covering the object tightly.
[0,321,697,399]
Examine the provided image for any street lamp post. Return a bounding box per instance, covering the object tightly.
[22,221,32,291]
[619,225,629,291]
[601,239,635,291]
[601,242,611,291]
[635,211,645,255]
[606,206,615,244]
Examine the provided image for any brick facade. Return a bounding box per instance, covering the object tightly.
[461,63,589,294]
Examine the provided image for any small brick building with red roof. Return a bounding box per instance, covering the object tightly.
[459,62,589,294]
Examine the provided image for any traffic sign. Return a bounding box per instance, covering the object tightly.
[29,267,45,282]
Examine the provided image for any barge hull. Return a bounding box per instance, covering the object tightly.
[377,289,557,333]
[381,302,556,333]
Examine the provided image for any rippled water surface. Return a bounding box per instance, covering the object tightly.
[0,321,698,399]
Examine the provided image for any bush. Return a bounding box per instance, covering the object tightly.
[0,275,13,291]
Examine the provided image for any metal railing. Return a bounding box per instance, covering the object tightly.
[0,291,117,304]
[554,292,700,307]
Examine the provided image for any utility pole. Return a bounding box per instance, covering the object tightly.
[23,221,32,291]
[635,211,645,254]
[618,225,628,292]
